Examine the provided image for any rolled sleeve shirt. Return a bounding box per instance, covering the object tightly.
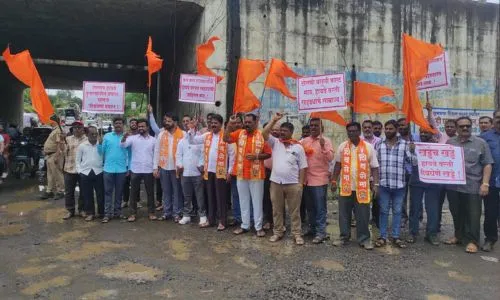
[447,135,494,194]
[121,134,156,174]
[76,141,103,175]
[376,138,411,189]
[267,136,308,184]
[98,132,128,173]
[480,129,500,188]
[301,136,334,186]
[175,137,203,177]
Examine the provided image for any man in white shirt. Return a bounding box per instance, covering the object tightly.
[262,113,308,245]
[76,126,104,221]
[175,135,204,225]
[188,114,235,230]
[121,119,157,222]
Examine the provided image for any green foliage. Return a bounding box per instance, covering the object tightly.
[124,92,147,118]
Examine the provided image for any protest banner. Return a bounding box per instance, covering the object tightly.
[179,74,217,104]
[417,52,450,91]
[296,73,347,113]
[423,107,495,136]
[414,142,466,185]
[82,81,125,114]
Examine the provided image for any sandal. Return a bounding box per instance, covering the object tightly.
[127,215,136,222]
[256,230,266,237]
[393,238,407,248]
[406,236,416,244]
[263,222,271,230]
[155,205,163,211]
[233,228,249,235]
[444,237,461,245]
[149,215,158,221]
[465,242,478,253]
[199,222,210,228]
[375,238,387,247]
[217,224,226,231]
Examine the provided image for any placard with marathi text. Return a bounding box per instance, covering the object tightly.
[82,81,125,114]
[179,74,217,104]
[414,142,466,185]
[417,52,450,92]
[297,73,347,113]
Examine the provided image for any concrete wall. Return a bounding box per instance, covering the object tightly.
[234,0,499,144]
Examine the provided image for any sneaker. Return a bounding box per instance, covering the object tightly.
[179,216,191,225]
[102,217,110,223]
[361,240,374,250]
[2,172,8,179]
[62,212,74,220]
[312,235,327,244]
[121,202,128,208]
[40,192,54,200]
[481,241,494,252]
[424,235,440,246]
[85,215,94,222]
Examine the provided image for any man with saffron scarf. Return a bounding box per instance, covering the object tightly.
[263,113,308,245]
[301,118,334,244]
[187,114,235,230]
[153,112,186,222]
[331,122,379,250]
[224,113,272,237]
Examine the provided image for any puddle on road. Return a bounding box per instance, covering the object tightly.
[434,260,452,268]
[447,271,472,283]
[0,224,27,236]
[312,259,345,272]
[427,294,455,300]
[17,264,58,276]
[50,230,90,244]
[155,288,175,298]
[2,201,49,215]
[80,289,119,300]
[167,239,190,261]
[21,276,71,295]
[40,208,67,224]
[233,256,258,269]
[57,242,132,261]
[97,261,163,283]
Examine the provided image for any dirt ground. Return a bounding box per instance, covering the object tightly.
[0,179,499,299]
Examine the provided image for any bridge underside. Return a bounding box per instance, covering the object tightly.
[0,0,204,124]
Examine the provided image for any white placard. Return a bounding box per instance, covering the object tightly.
[131,102,136,110]
[417,52,450,91]
[296,73,347,113]
[82,81,125,114]
[179,74,217,104]
[422,107,495,136]
[414,142,466,185]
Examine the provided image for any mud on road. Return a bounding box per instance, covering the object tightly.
[0,180,498,299]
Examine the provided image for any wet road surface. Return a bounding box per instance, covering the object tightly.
[0,179,499,299]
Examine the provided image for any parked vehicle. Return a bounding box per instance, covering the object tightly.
[10,127,51,180]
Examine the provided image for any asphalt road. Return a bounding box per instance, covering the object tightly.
[0,179,499,299]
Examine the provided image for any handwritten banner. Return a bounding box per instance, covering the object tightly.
[179,74,217,104]
[82,81,125,114]
[423,108,495,136]
[414,142,466,185]
[417,52,450,91]
[297,73,347,113]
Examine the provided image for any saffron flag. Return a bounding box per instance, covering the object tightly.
[353,81,397,114]
[2,46,54,124]
[264,58,300,100]
[310,111,347,126]
[146,36,163,88]
[196,36,223,83]
[233,59,266,113]
[402,33,443,133]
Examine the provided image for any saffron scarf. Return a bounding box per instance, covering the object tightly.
[203,130,228,180]
[340,140,371,203]
[159,127,184,169]
[236,130,265,180]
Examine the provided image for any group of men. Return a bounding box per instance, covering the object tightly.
[40,103,499,252]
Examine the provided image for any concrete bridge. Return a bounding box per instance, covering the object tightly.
[1,0,499,135]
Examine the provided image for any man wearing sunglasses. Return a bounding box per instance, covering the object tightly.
[445,116,493,254]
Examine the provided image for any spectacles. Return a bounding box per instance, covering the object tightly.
[458,125,471,129]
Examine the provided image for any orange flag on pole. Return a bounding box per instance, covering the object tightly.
[145,36,163,88]
[353,81,397,114]
[264,58,300,100]
[196,36,223,83]
[402,33,443,133]
[2,46,54,124]
[310,111,347,126]
[233,58,266,113]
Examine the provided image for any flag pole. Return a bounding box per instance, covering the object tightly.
[350,64,356,122]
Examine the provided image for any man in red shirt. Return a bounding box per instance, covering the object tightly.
[224,113,272,237]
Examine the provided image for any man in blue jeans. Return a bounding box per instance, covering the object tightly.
[99,117,129,223]
[407,129,442,245]
[375,120,411,248]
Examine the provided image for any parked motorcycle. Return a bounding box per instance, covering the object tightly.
[9,127,50,180]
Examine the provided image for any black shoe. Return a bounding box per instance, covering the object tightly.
[40,192,54,200]
[424,235,440,246]
[53,192,64,200]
